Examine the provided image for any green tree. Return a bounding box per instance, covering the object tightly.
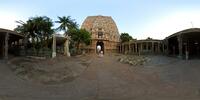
[55,16,78,35]
[56,16,79,56]
[15,19,36,48]
[68,29,91,53]
[147,37,153,40]
[15,16,54,48]
[120,33,133,43]
[30,16,54,47]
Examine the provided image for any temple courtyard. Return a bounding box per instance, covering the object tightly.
[0,54,200,100]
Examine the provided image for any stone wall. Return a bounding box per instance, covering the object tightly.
[81,15,120,54]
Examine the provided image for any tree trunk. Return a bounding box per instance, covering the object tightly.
[76,41,80,54]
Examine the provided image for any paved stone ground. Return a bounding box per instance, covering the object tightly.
[0,55,200,100]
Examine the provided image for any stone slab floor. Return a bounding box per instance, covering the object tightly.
[0,55,200,100]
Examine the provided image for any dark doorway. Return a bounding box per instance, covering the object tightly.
[0,34,5,59]
[168,36,179,56]
[96,41,104,54]
[183,32,200,59]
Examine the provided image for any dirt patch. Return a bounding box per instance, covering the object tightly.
[9,55,91,85]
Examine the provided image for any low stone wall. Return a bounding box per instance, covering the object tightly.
[24,48,52,58]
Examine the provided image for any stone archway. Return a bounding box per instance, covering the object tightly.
[96,41,104,54]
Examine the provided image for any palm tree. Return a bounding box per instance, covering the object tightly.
[15,16,54,50]
[15,19,36,47]
[26,16,54,48]
[56,16,78,35]
[56,16,78,56]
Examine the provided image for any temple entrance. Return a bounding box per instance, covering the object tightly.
[96,41,104,54]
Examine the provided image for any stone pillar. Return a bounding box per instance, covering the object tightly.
[185,43,189,60]
[178,35,183,59]
[121,44,123,53]
[121,44,124,54]
[131,43,133,53]
[147,42,149,51]
[135,43,138,53]
[120,44,122,54]
[128,42,131,54]
[125,44,127,54]
[140,43,143,53]
[4,32,9,59]
[146,42,147,50]
[119,45,121,53]
[52,34,56,58]
[162,43,164,54]
[166,40,169,55]
[124,44,126,54]
[118,45,120,53]
[17,40,20,46]
[64,36,70,57]
[158,42,160,53]
[151,42,154,53]
[138,43,141,56]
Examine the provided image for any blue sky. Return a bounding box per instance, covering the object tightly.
[1,0,200,39]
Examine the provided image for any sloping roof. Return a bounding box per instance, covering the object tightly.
[166,28,200,39]
[0,28,24,37]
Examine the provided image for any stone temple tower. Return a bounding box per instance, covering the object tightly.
[81,15,120,54]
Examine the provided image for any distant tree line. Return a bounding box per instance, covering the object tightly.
[120,33,133,43]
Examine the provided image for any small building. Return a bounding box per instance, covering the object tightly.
[118,38,163,55]
[164,28,200,59]
[0,28,24,59]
